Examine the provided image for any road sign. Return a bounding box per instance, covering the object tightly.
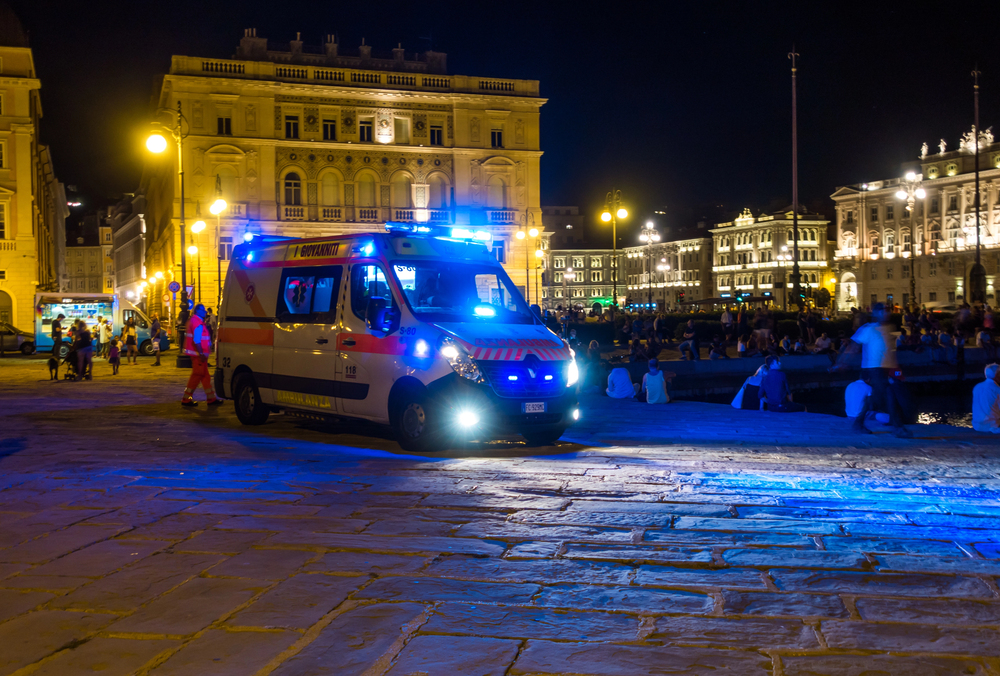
[186,285,194,296]
[162,293,171,303]
[168,281,181,293]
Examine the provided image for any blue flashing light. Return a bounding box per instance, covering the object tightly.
[414,339,429,357]
[507,375,519,381]
[361,242,375,256]
[244,232,254,242]
[245,251,254,262]
[721,293,731,297]
[544,374,554,381]
[473,304,496,318]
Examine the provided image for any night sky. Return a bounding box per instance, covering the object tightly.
[11,0,1000,243]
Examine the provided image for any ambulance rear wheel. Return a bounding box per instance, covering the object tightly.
[139,340,153,356]
[392,392,441,453]
[234,373,270,426]
[522,425,568,447]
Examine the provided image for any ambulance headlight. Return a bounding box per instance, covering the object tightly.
[457,410,480,427]
[439,337,485,383]
[566,346,579,387]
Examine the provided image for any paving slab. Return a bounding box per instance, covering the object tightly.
[208,548,315,580]
[0,610,115,674]
[509,641,773,675]
[769,569,996,598]
[425,554,633,585]
[650,615,821,649]
[354,576,540,604]
[422,603,639,641]
[227,573,364,629]
[149,629,300,676]
[635,564,769,589]
[384,635,521,676]
[720,590,848,618]
[780,654,993,676]
[855,597,1000,625]
[821,620,1000,655]
[28,637,179,676]
[302,551,432,575]
[0,589,55,623]
[534,584,713,614]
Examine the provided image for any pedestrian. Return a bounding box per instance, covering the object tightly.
[972,363,1000,433]
[108,338,121,375]
[720,307,734,341]
[99,319,112,357]
[760,356,806,412]
[123,318,139,364]
[833,302,912,438]
[74,320,93,381]
[641,358,670,404]
[50,313,65,356]
[181,304,222,407]
[709,335,729,360]
[150,313,162,367]
[678,319,699,361]
[629,338,648,363]
[94,316,105,357]
[978,326,996,361]
[205,307,218,349]
[813,332,833,354]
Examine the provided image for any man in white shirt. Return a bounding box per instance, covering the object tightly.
[845,376,872,421]
[606,367,638,399]
[833,303,911,438]
[972,363,1000,433]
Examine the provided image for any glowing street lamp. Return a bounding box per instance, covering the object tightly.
[601,189,628,312]
[517,214,539,306]
[209,177,229,309]
[639,220,661,306]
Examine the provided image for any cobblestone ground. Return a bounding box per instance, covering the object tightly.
[1,356,1000,675]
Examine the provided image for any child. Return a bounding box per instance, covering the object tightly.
[108,338,121,375]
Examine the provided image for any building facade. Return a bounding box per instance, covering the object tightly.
[832,129,1000,310]
[622,234,713,309]
[0,10,66,327]
[110,194,147,302]
[542,246,619,311]
[711,208,833,307]
[141,30,545,322]
[65,242,105,293]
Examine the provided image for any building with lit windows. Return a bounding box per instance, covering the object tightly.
[110,194,147,303]
[832,129,1000,310]
[542,246,619,312]
[141,30,545,320]
[622,234,712,309]
[0,7,66,327]
[711,208,832,307]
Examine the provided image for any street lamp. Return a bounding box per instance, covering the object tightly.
[601,189,628,314]
[146,101,190,367]
[209,175,228,309]
[895,171,925,309]
[639,220,660,307]
[534,248,545,307]
[516,213,539,304]
[190,222,205,305]
[187,244,200,307]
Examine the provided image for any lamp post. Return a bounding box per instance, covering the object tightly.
[191,221,206,305]
[601,189,628,315]
[146,101,190,367]
[895,172,925,309]
[534,248,544,307]
[970,67,987,305]
[777,245,792,309]
[656,258,670,309]
[563,266,575,311]
[209,175,228,310]
[788,48,803,310]
[639,220,660,308]
[516,213,538,304]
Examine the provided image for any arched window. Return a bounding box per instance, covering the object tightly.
[0,290,11,324]
[356,172,376,207]
[487,176,507,209]
[842,232,856,251]
[391,174,412,208]
[321,173,340,206]
[885,230,895,248]
[284,172,301,205]
[428,174,449,209]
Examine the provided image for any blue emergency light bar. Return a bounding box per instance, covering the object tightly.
[385,222,492,244]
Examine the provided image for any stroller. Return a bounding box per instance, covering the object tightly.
[62,347,79,380]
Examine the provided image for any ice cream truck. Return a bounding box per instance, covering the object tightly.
[215,224,580,452]
[34,293,158,357]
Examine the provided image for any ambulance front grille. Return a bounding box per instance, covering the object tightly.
[478,359,566,398]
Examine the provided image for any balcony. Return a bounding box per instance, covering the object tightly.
[488,210,517,224]
[227,202,249,218]
[357,208,380,222]
[282,205,305,221]
[320,207,342,221]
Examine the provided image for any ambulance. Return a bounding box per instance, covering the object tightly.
[215,224,580,452]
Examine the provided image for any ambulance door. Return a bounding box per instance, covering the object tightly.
[271,265,343,414]
[338,263,398,419]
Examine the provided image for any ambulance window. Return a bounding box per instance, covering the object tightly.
[277,266,343,321]
[351,264,393,319]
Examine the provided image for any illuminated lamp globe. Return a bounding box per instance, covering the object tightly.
[515,230,526,240]
[210,198,227,215]
[895,190,908,200]
[187,245,198,256]
[528,228,539,237]
[600,211,612,222]
[191,220,206,233]
[616,207,628,219]
[535,249,544,258]
[146,133,168,153]
[915,188,926,199]
[905,171,917,181]
[155,271,164,280]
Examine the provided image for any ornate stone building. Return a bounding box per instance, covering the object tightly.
[0,8,66,326]
[832,129,1000,310]
[711,208,833,307]
[141,31,545,320]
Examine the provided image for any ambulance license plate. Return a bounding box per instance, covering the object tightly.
[523,402,546,413]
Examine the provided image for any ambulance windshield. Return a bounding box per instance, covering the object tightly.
[392,261,536,324]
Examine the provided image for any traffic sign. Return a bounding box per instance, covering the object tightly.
[168,281,181,293]
[186,285,194,296]
[161,293,171,303]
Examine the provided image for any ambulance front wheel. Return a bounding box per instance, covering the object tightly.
[139,340,153,356]
[391,390,442,453]
[234,373,270,426]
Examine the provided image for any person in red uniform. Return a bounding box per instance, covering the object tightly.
[181,304,222,407]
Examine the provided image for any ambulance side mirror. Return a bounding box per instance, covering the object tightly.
[366,297,400,334]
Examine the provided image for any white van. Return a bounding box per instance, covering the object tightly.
[215,224,580,451]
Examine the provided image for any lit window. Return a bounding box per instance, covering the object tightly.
[285,115,299,139]
[359,120,373,142]
[323,119,337,141]
[284,173,302,205]
[430,125,443,146]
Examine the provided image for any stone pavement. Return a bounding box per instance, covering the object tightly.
[1,356,1000,675]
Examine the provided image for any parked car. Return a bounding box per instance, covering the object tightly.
[926,303,960,314]
[0,321,35,354]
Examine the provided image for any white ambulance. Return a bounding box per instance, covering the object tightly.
[214,224,580,452]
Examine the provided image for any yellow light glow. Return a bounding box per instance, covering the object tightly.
[535,249,544,258]
[191,220,206,233]
[210,198,228,215]
[617,208,628,219]
[515,231,526,240]
[529,228,539,237]
[601,211,612,222]
[155,271,164,279]
[146,133,168,153]
[905,171,917,181]
[187,245,198,255]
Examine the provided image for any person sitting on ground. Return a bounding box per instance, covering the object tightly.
[732,363,769,410]
[678,319,699,361]
[792,337,805,354]
[606,366,639,399]
[779,335,792,355]
[972,363,1000,433]
[813,332,833,354]
[760,356,806,412]
[844,373,873,425]
[895,328,909,351]
[977,326,997,361]
[737,334,748,358]
[709,335,729,360]
[641,358,671,404]
[629,338,648,363]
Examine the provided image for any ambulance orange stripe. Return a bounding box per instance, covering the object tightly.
[219,327,274,346]
[233,269,269,324]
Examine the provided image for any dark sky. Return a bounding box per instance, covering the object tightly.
[12,0,1000,241]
